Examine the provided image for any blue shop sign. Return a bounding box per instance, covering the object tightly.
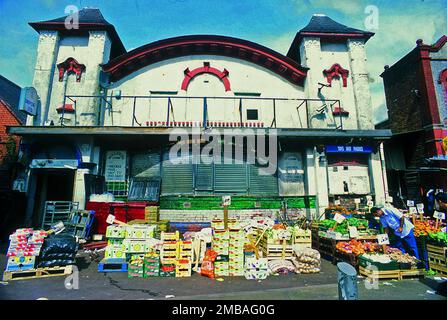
[325,145,372,153]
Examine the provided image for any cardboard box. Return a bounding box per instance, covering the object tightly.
[245,258,268,270]
[106,225,126,238]
[244,269,269,280]
[124,239,149,253]
[6,256,36,271]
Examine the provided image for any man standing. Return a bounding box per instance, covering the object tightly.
[370,206,420,259]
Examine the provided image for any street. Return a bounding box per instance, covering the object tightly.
[1,247,446,300]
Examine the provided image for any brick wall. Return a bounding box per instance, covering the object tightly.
[0,99,21,162]
[382,49,427,134]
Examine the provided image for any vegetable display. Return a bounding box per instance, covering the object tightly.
[428,232,447,246]
[293,248,320,274]
[318,218,369,235]
[361,253,392,263]
[385,247,420,266]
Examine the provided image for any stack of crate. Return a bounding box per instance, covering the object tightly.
[160,231,180,274]
[175,259,192,277]
[212,230,229,255]
[6,229,47,272]
[128,254,145,278]
[105,225,127,259]
[145,206,160,222]
[214,255,229,277]
[123,225,156,255]
[178,240,192,259]
[144,252,160,277]
[228,228,245,276]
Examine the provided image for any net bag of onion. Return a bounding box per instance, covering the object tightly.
[292,247,321,274]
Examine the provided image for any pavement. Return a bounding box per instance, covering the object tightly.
[0,244,446,300]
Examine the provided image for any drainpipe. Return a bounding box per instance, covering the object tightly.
[379,142,389,202]
[313,146,320,221]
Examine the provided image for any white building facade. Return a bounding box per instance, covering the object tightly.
[10,9,391,226]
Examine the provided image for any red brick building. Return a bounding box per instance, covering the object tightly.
[0,75,25,165]
[379,35,447,204]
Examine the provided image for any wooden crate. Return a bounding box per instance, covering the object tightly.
[260,241,293,258]
[428,252,447,265]
[293,229,312,245]
[3,265,73,281]
[427,244,447,256]
[429,262,447,275]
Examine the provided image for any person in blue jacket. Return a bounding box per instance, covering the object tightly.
[370,206,420,259]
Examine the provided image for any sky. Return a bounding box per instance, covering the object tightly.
[0,0,446,123]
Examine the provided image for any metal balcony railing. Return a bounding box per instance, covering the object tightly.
[58,95,345,130]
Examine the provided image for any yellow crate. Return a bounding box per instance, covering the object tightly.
[145,206,160,213]
[162,241,179,250]
[211,219,225,230]
[161,231,179,242]
[178,240,193,251]
[175,269,192,277]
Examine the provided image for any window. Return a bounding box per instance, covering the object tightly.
[128,178,161,201]
[247,109,258,120]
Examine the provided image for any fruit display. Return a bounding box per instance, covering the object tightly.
[335,239,379,256]
[414,220,440,237]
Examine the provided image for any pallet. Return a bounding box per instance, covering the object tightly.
[3,265,73,281]
[359,266,425,280]
[400,269,425,279]
[98,259,128,272]
[359,266,401,280]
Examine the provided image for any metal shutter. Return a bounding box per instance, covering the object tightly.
[131,151,161,178]
[161,152,194,195]
[214,163,247,194]
[249,164,278,195]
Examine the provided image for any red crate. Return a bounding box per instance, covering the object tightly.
[86,201,159,234]
[85,202,113,234]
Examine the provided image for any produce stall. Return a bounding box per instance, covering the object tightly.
[97,214,320,280]
[312,205,434,280]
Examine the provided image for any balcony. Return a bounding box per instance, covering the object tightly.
[55,95,348,130]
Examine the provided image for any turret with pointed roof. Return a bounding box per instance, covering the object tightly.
[29,8,126,59]
[287,14,374,63]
